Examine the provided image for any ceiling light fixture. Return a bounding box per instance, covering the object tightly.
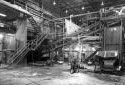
[82,6,85,10]
[65,9,68,13]
[0,13,6,17]
[53,0,56,5]
[101,1,104,6]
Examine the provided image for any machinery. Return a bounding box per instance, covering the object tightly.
[93,51,122,72]
[92,6,125,73]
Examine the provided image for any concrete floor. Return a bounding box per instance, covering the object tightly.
[0,64,124,85]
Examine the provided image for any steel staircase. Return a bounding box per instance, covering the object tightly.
[8,41,32,65]
[4,0,48,66]
[28,16,41,32]
[8,16,48,65]
[31,33,48,50]
[9,33,48,65]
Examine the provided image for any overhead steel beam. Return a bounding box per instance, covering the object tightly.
[52,11,99,21]
[0,0,31,16]
[101,15,125,20]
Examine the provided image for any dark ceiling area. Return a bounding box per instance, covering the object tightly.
[0,2,19,21]
[42,0,125,17]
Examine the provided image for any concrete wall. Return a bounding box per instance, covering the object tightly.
[15,17,27,47]
[1,16,28,64]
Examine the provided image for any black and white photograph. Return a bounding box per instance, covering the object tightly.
[0,0,125,85]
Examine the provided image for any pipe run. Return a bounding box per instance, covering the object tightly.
[52,11,99,21]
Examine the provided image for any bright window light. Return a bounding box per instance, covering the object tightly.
[0,34,4,39]
[114,28,117,31]
[115,51,118,56]
[0,13,6,17]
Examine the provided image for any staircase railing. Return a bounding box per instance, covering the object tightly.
[31,33,48,50]
[14,47,30,65]
[8,15,49,65]
[28,16,41,32]
[8,40,32,65]
[8,32,48,65]
[5,0,49,65]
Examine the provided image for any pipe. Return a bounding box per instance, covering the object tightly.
[52,11,99,21]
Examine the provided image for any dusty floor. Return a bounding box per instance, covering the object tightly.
[0,64,124,85]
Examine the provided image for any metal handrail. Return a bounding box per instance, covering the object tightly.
[8,0,50,64]
[9,40,32,63]
[33,34,48,50]
[9,32,48,64]
[9,40,32,59]
[14,48,30,65]
[32,30,49,50]
[10,41,32,64]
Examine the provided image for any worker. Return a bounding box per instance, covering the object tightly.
[70,55,80,74]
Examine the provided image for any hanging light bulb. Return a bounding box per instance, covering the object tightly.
[53,0,56,5]
[65,9,68,13]
[101,1,104,6]
[81,6,85,10]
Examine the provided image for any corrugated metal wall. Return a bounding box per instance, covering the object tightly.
[104,26,122,51]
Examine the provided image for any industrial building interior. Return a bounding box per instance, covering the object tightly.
[0,0,125,85]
